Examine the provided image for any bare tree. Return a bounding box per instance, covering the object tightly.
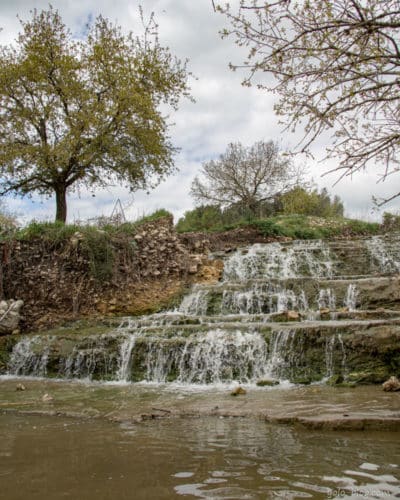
[217,1,400,204]
[191,141,304,215]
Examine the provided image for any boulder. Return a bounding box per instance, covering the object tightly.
[230,386,247,396]
[256,379,280,387]
[382,376,400,392]
[0,299,23,335]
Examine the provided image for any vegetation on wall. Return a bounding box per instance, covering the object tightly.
[1,209,172,282]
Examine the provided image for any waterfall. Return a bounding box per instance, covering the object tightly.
[265,330,295,380]
[223,240,335,281]
[5,233,400,386]
[116,334,137,382]
[344,284,358,311]
[7,337,50,377]
[325,334,347,378]
[179,288,209,315]
[317,289,336,310]
[143,329,269,384]
[365,235,400,274]
[221,285,308,315]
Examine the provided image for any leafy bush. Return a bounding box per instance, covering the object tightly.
[252,219,286,237]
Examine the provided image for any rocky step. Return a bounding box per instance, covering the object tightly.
[117,316,400,336]
[3,318,399,385]
[220,233,400,281]
[116,309,400,331]
[180,276,400,316]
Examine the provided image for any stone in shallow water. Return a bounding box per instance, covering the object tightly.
[230,386,246,396]
[382,376,400,392]
[256,379,279,387]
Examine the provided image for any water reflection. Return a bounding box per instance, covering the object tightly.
[0,414,399,499]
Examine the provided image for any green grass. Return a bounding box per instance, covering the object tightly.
[253,215,380,239]
[176,213,382,239]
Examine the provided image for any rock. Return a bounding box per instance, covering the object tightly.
[194,259,224,284]
[41,393,53,402]
[319,307,331,315]
[256,379,280,387]
[382,376,400,392]
[270,310,301,322]
[287,310,300,321]
[327,374,344,386]
[16,383,26,391]
[0,299,24,336]
[230,386,247,396]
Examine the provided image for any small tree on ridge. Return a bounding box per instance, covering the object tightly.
[191,140,304,217]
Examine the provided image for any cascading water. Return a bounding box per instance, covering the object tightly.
[317,289,336,310]
[179,288,209,316]
[344,284,358,311]
[6,233,400,386]
[366,235,400,274]
[222,240,335,281]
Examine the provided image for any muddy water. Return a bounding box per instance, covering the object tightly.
[0,413,399,500]
[1,379,400,499]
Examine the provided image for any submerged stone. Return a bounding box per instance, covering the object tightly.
[256,379,280,387]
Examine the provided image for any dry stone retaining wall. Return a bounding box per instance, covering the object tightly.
[1,216,210,332]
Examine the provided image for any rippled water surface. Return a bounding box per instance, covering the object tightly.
[1,413,399,500]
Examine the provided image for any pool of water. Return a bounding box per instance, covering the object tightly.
[1,413,399,499]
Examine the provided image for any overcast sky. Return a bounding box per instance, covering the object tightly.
[1,0,399,224]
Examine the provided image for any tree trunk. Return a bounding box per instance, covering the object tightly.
[55,185,67,223]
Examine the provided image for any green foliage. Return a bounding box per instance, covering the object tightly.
[259,215,380,240]
[79,229,115,282]
[0,7,191,221]
[16,220,79,243]
[133,209,172,227]
[177,207,381,240]
[0,200,17,239]
[176,186,345,234]
[280,187,344,218]
[345,219,380,235]
[382,212,400,231]
[176,205,223,232]
[251,219,283,237]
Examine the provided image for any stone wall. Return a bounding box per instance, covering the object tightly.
[1,216,209,332]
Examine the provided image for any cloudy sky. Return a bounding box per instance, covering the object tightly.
[1,0,399,224]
